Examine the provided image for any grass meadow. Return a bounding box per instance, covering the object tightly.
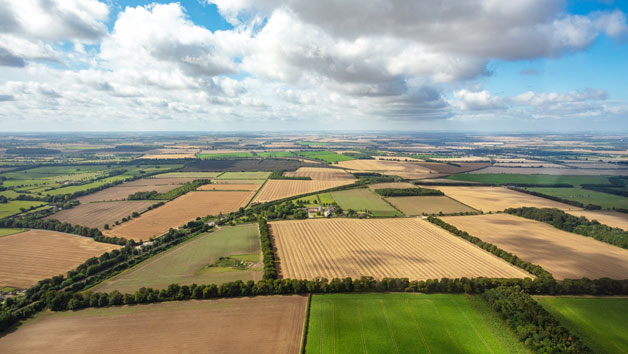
[447,174,610,186]
[330,189,402,217]
[527,187,628,209]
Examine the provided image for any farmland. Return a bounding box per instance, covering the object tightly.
[386,196,476,216]
[152,172,223,178]
[94,224,261,293]
[0,228,25,237]
[425,186,577,212]
[76,184,179,203]
[330,189,402,217]
[441,214,628,279]
[306,293,527,354]
[368,182,417,190]
[536,297,628,354]
[0,200,47,218]
[253,180,353,203]
[46,201,157,229]
[197,152,255,159]
[270,218,530,280]
[527,187,628,209]
[197,183,261,191]
[0,230,119,288]
[338,159,436,179]
[283,167,355,180]
[0,296,306,354]
[567,210,628,230]
[469,166,628,176]
[447,173,610,186]
[103,191,254,240]
[215,171,271,180]
[295,151,355,163]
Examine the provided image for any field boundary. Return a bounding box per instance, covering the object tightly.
[299,293,312,354]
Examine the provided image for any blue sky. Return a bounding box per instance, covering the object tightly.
[0,0,627,132]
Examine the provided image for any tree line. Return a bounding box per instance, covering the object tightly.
[0,217,129,245]
[375,187,444,197]
[513,188,602,210]
[269,170,311,180]
[505,207,628,249]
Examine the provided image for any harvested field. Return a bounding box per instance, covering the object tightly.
[416,162,490,175]
[215,171,270,180]
[139,153,196,159]
[338,159,438,179]
[387,196,476,216]
[76,185,177,203]
[469,166,628,176]
[46,201,156,229]
[197,183,261,191]
[367,182,417,190]
[283,167,355,180]
[253,180,353,203]
[425,186,578,212]
[152,172,222,178]
[0,296,306,354]
[213,179,266,184]
[121,177,198,187]
[0,230,119,288]
[330,189,402,217]
[270,218,531,280]
[567,210,628,231]
[441,214,628,280]
[104,191,254,240]
[94,224,261,293]
[184,158,322,172]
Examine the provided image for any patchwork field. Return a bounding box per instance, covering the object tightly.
[139,153,197,159]
[76,184,178,203]
[415,162,490,175]
[0,200,47,218]
[469,166,628,176]
[451,173,612,185]
[527,187,628,209]
[536,297,628,354]
[197,183,261,191]
[120,177,198,187]
[567,210,628,230]
[338,159,437,179]
[367,182,417,190]
[0,230,119,288]
[46,201,156,229]
[215,171,270,180]
[152,172,223,178]
[283,167,355,180]
[103,191,254,240]
[330,189,402,217]
[441,214,628,279]
[426,186,577,212]
[0,296,307,354]
[307,293,527,354]
[270,218,531,280]
[386,196,476,216]
[253,180,353,203]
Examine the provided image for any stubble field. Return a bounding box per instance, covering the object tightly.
[46,201,157,229]
[103,191,254,240]
[337,159,437,179]
[197,183,261,191]
[283,167,356,180]
[253,180,353,203]
[0,296,307,354]
[441,214,628,279]
[386,196,476,216]
[566,210,628,231]
[0,230,119,288]
[270,218,531,280]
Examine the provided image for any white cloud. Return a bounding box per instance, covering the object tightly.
[451,89,505,111]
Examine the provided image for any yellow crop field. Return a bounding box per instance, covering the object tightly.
[337,159,437,179]
[567,210,628,231]
[283,167,355,180]
[253,180,353,203]
[269,218,531,280]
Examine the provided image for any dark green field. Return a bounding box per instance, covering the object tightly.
[536,297,628,354]
[527,187,628,209]
[306,293,526,354]
[447,173,610,186]
[295,151,355,163]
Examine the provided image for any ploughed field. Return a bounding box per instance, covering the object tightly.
[269,218,531,280]
[93,224,262,293]
[441,214,628,279]
[253,180,353,203]
[103,191,254,241]
[46,201,156,229]
[425,186,578,212]
[536,297,628,354]
[306,293,527,354]
[0,296,307,354]
[0,230,119,289]
[386,196,476,216]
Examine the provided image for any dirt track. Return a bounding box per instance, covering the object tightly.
[270,218,531,280]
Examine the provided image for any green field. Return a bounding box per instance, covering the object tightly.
[215,171,270,180]
[527,187,628,209]
[306,293,527,354]
[330,189,402,217]
[0,200,47,218]
[318,192,335,205]
[295,151,354,163]
[536,297,628,354]
[0,228,26,237]
[196,152,254,159]
[297,141,334,146]
[92,224,262,293]
[447,174,610,186]
[257,151,295,158]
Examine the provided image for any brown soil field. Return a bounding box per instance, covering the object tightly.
[441,214,628,280]
[270,218,531,280]
[387,196,477,216]
[415,162,490,174]
[197,183,261,191]
[337,159,439,179]
[368,182,418,190]
[46,201,157,229]
[283,167,355,180]
[104,191,254,240]
[0,230,119,288]
[567,210,628,231]
[424,186,578,212]
[253,180,353,203]
[76,185,177,203]
[139,153,196,159]
[0,296,306,354]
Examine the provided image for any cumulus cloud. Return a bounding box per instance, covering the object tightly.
[451,89,505,111]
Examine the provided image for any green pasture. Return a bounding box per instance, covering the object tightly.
[330,189,401,217]
[295,151,354,163]
[0,200,47,218]
[527,187,628,209]
[0,228,26,237]
[257,151,295,158]
[447,174,610,186]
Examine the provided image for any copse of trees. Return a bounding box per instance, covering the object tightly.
[374,187,444,197]
[428,216,554,279]
[127,190,159,200]
[150,179,211,200]
[258,219,278,280]
[505,207,628,249]
[483,286,592,354]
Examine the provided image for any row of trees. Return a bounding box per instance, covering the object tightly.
[506,207,628,249]
[259,219,278,279]
[483,286,591,353]
[374,187,443,197]
[513,188,602,210]
[428,216,554,279]
[149,179,211,200]
[269,170,311,180]
[0,217,129,245]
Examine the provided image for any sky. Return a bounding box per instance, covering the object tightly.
[0,0,627,132]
